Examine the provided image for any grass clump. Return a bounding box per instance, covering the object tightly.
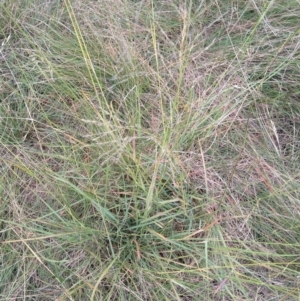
[1,0,300,300]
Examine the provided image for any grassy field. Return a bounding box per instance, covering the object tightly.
[1,0,300,300]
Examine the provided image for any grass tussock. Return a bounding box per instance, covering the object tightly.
[1,0,300,300]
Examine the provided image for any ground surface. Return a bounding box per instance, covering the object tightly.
[0,0,300,300]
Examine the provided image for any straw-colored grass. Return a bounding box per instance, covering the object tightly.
[1,0,299,300]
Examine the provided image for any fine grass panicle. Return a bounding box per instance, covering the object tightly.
[1,0,300,300]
